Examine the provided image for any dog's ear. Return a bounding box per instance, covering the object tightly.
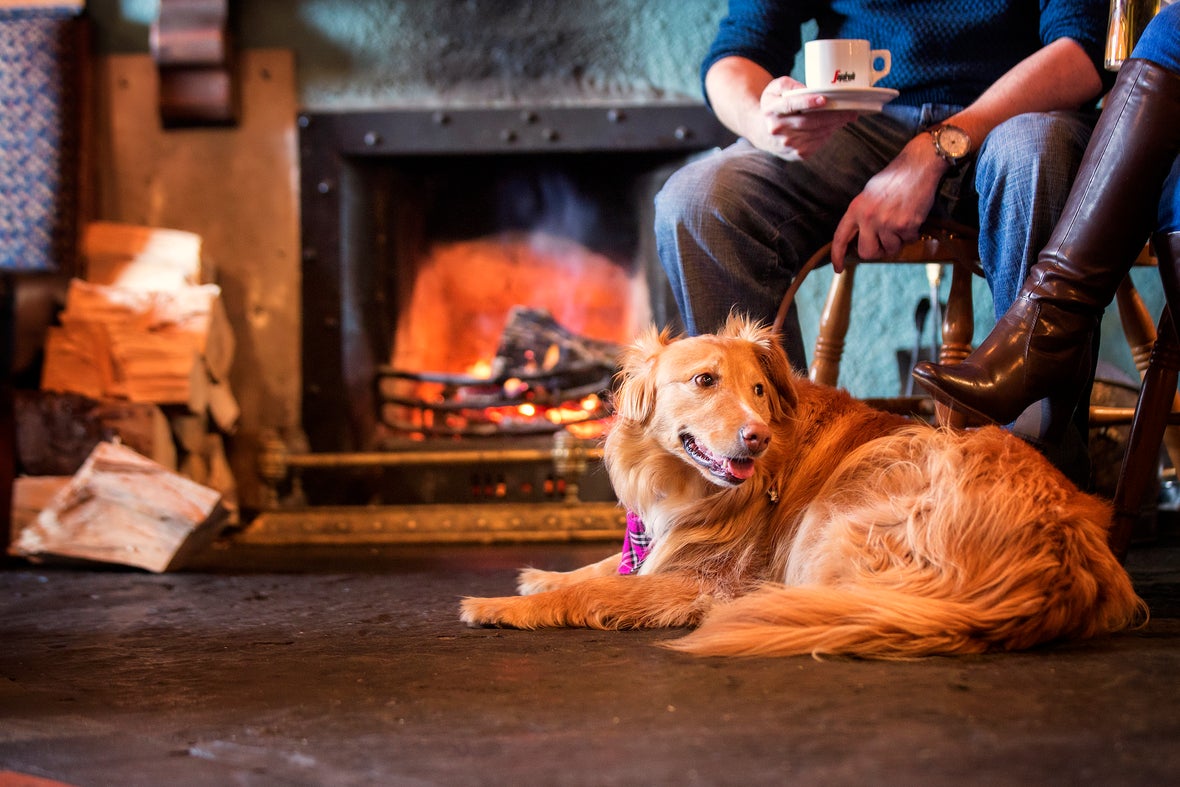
[756,338,798,418]
[720,311,768,343]
[716,314,799,416]
[611,325,673,423]
[734,318,798,418]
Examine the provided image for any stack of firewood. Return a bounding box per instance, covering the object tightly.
[42,221,238,425]
[8,221,237,569]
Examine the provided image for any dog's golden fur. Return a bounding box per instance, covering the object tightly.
[460,316,1146,658]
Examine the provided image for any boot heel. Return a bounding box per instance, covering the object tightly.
[928,396,994,430]
[1029,393,1086,446]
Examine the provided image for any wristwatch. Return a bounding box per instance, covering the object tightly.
[929,124,973,167]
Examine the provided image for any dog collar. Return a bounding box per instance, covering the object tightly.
[618,511,651,574]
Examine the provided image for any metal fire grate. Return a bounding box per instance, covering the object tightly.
[377,307,618,437]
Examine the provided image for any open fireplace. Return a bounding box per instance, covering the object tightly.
[247,104,732,543]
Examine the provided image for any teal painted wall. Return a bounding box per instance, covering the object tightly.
[86,0,1162,397]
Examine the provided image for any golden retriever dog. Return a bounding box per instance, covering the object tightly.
[460,316,1145,658]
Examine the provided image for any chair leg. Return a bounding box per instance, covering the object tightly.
[809,263,856,388]
[938,260,976,367]
[1115,275,1180,472]
[1109,306,1180,562]
[930,260,978,429]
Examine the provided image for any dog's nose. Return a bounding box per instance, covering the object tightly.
[740,425,770,453]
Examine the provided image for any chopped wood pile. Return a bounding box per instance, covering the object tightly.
[41,221,238,431]
[9,222,239,567]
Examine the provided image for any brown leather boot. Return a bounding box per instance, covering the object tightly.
[912,59,1180,428]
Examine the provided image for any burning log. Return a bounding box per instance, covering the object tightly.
[9,441,228,572]
[379,307,619,437]
[488,306,620,379]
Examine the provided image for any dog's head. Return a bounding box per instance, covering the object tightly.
[610,314,797,488]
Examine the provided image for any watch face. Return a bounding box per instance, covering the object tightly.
[938,127,971,158]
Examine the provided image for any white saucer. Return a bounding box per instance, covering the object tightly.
[784,86,899,113]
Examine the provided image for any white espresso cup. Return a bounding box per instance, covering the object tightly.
[803,39,891,89]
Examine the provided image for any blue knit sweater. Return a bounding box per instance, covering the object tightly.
[703,0,1113,108]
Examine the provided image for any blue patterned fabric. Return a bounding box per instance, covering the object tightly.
[0,7,84,273]
[703,0,1113,109]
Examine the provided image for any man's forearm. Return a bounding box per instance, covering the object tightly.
[704,56,777,143]
[936,37,1103,148]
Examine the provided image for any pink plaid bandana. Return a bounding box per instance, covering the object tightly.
[618,511,651,575]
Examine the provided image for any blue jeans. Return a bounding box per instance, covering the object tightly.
[1135,1,1180,233]
[654,103,1096,368]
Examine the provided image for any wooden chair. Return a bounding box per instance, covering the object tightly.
[773,219,984,426]
[777,226,1175,561]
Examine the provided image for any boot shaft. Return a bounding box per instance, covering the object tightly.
[1029,59,1180,312]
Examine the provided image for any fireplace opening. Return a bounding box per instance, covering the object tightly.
[296,105,734,507]
[377,152,659,441]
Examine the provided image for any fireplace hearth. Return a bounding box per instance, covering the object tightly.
[245,103,733,542]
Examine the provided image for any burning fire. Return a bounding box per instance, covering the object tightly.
[449,360,609,437]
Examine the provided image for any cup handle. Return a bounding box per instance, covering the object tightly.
[870,50,891,85]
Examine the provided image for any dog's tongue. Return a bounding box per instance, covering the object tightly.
[726,458,756,480]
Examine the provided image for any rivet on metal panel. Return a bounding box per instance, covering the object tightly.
[316,180,333,195]
[362,131,381,146]
[432,111,451,126]
[500,129,517,143]
[674,126,692,141]
[606,108,624,123]
[542,128,559,142]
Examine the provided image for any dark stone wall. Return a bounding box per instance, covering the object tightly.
[88,0,726,109]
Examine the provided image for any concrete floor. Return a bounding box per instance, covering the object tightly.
[2,532,1179,787]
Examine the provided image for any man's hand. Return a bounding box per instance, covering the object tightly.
[829,134,948,272]
[756,76,862,160]
[704,59,861,161]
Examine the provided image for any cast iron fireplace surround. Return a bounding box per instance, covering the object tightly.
[298,103,734,458]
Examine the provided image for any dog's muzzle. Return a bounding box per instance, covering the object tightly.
[681,433,758,485]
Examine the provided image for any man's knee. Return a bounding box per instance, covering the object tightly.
[977,112,1092,187]
[657,154,743,233]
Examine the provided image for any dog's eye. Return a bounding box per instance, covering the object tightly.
[754,383,765,397]
[693,373,715,388]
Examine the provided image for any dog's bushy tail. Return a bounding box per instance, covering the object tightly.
[665,579,1144,659]
[663,587,989,658]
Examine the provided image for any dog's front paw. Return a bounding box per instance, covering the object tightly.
[460,595,526,628]
[517,567,569,595]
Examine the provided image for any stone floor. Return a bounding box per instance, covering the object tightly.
[1,531,1178,787]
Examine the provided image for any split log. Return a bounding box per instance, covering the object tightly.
[40,278,236,425]
[14,390,176,475]
[9,441,227,572]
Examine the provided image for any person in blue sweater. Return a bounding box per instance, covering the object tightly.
[913,4,1180,436]
[654,0,1114,482]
